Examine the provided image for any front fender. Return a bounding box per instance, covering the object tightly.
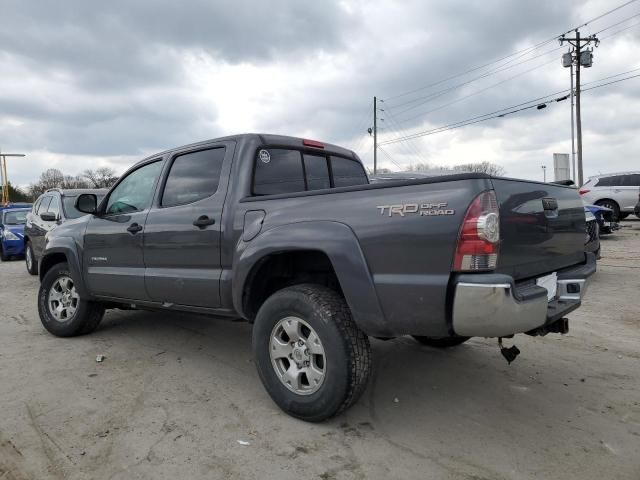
[39,237,89,298]
[233,221,390,336]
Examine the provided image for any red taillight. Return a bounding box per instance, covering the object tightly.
[453,190,500,272]
[578,189,590,195]
[303,139,324,149]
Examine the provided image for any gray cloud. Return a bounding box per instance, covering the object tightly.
[1,0,639,186]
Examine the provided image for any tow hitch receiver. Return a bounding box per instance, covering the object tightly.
[498,337,520,364]
[526,317,570,337]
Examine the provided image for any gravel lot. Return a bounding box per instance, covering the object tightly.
[1,220,639,480]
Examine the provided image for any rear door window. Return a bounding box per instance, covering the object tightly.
[253,149,305,195]
[303,154,331,191]
[330,156,369,187]
[162,148,225,207]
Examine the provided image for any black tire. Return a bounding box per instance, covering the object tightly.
[25,241,38,275]
[412,335,470,348]
[252,284,371,422]
[0,247,8,261]
[38,262,105,337]
[595,200,621,222]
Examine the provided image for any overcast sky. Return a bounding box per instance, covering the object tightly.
[1,0,639,187]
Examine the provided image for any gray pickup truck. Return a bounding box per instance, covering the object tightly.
[37,134,595,421]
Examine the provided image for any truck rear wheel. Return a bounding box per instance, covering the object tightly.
[412,335,470,348]
[252,284,371,422]
[38,262,105,337]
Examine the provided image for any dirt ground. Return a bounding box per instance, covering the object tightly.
[1,221,639,480]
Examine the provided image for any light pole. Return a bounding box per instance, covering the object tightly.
[541,165,547,183]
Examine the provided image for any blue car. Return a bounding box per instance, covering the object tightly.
[1,205,32,261]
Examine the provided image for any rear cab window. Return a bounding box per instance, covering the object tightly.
[252,148,368,196]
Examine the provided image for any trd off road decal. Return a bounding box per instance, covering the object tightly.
[377,203,455,217]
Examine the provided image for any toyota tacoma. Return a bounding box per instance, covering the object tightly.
[36,134,595,421]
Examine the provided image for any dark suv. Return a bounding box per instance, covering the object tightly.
[24,188,106,275]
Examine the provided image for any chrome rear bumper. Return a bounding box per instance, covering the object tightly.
[452,253,596,338]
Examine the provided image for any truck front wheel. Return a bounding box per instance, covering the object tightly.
[38,262,105,337]
[412,335,470,348]
[252,284,371,422]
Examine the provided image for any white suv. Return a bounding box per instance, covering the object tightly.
[580,171,640,220]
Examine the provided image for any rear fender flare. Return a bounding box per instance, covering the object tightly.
[233,221,389,336]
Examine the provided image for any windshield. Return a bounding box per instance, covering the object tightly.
[2,210,29,225]
[62,194,106,219]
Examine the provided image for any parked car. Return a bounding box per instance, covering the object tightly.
[36,134,595,421]
[579,171,640,221]
[1,206,31,260]
[24,188,107,275]
[584,207,600,259]
[584,204,620,235]
[635,191,640,218]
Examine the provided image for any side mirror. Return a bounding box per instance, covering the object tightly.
[76,194,98,214]
[40,212,58,222]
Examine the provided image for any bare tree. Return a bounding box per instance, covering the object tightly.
[82,167,118,188]
[406,162,432,172]
[28,168,90,197]
[453,161,505,176]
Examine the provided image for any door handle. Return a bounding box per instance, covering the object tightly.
[193,215,215,229]
[127,223,143,234]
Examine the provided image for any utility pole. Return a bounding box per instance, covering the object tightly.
[373,96,377,174]
[570,62,576,182]
[560,30,599,186]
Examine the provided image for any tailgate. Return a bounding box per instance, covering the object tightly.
[492,178,586,280]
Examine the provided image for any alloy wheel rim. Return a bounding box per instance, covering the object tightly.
[48,275,79,322]
[269,316,326,395]
[26,247,32,269]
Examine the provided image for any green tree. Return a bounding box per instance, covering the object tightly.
[7,182,32,203]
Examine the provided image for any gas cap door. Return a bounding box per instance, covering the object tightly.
[243,210,265,241]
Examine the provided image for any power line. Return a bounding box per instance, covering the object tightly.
[595,11,640,33]
[384,44,563,111]
[390,57,558,125]
[382,0,639,103]
[385,10,640,118]
[377,146,403,170]
[379,72,640,146]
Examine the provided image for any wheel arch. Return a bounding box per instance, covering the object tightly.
[233,221,389,336]
[39,239,88,298]
[594,198,620,209]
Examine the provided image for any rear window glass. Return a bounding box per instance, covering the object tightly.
[253,149,305,195]
[303,154,331,191]
[330,156,368,187]
[596,176,622,187]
